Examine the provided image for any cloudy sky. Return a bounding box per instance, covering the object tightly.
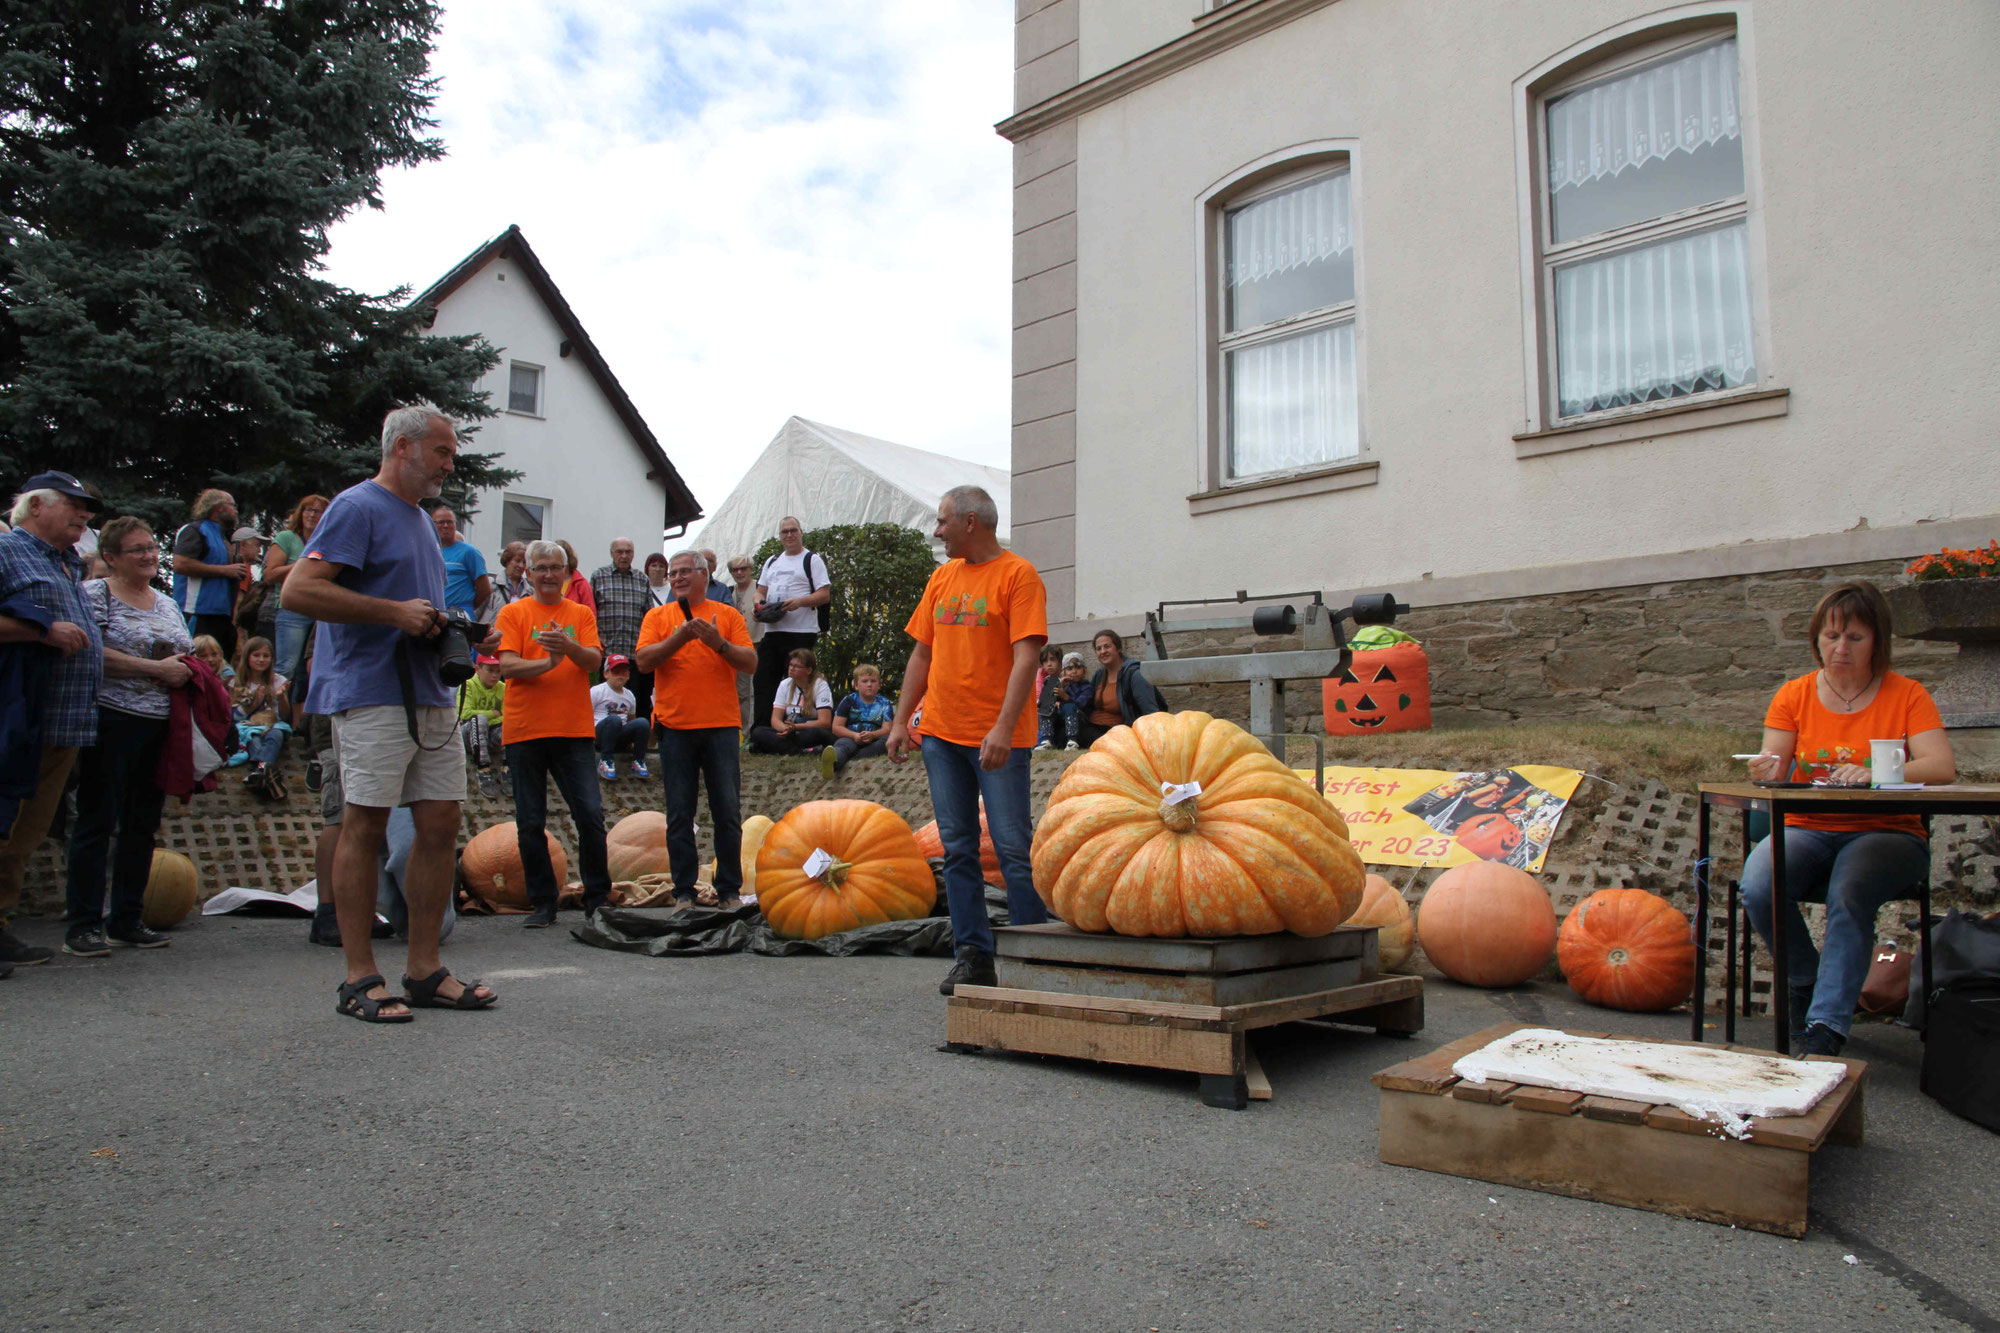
[322,1,1015,537]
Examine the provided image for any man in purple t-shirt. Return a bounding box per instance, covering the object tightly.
[284,404,499,1023]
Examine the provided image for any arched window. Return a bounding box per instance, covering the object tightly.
[1529,27,1761,423]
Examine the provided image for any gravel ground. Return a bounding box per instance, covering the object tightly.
[3,910,1996,1333]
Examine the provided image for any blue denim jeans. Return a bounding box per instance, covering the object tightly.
[1741,827,1930,1037]
[507,736,610,912]
[243,721,289,766]
[273,608,313,682]
[595,716,650,762]
[920,736,1047,955]
[64,708,169,934]
[659,727,742,896]
[376,805,455,941]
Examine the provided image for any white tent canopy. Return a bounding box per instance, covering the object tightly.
[687,417,1011,563]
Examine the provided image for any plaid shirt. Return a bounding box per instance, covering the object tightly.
[589,565,650,657]
[0,526,103,745]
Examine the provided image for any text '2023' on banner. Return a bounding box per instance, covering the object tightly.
[1297,765,1585,873]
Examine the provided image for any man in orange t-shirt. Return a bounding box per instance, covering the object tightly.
[495,539,608,927]
[635,549,756,907]
[887,485,1050,993]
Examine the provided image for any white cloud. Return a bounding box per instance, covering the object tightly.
[322,0,1015,529]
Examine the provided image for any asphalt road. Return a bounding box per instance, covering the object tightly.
[4,910,1996,1333]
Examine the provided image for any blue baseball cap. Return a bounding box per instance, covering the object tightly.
[21,470,102,513]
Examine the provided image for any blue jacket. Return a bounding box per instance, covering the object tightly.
[172,518,235,617]
[1089,657,1168,725]
[0,592,56,837]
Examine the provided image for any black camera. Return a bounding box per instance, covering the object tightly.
[753,601,788,624]
[414,608,487,686]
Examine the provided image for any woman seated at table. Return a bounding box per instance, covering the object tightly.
[1075,629,1167,748]
[1743,580,1954,1056]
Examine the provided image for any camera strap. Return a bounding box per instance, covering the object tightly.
[393,638,455,751]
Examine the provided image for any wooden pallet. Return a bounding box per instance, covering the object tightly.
[945,923,1424,1108]
[1372,1023,1868,1237]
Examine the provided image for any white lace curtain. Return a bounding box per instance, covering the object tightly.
[1555,222,1756,417]
[1548,38,1740,193]
[1228,320,1358,477]
[1227,170,1352,287]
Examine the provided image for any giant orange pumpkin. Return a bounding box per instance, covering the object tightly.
[142,850,202,928]
[1454,811,1524,861]
[1032,712,1365,937]
[1416,861,1557,987]
[756,800,936,939]
[912,809,1003,886]
[1323,639,1431,735]
[1350,873,1415,971]
[461,822,568,911]
[1558,889,1696,1012]
[607,811,672,882]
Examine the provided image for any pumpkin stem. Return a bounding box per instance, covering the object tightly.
[1157,796,1198,833]
[815,858,852,889]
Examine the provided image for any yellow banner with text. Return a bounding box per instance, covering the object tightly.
[1294,765,1586,873]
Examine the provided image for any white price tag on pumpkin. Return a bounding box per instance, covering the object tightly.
[1160,780,1202,806]
[802,847,835,879]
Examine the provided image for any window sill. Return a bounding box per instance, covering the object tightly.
[505,409,545,420]
[1188,460,1378,515]
[1513,387,1789,458]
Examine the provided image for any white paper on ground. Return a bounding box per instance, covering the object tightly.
[1452,1028,1845,1138]
[202,883,320,915]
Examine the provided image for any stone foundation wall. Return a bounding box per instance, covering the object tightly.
[1052,559,1958,731]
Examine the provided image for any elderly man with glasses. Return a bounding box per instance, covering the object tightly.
[0,472,105,972]
[634,549,756,909]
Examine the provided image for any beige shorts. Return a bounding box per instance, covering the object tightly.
[331,705,466,809]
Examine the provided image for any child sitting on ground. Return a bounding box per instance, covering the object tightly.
[824,663,896,777]
[1035,651,1093,750]
[590,654,650,781]
[190,634,233,683]
[230,636,292,799]
[459,653,507,796]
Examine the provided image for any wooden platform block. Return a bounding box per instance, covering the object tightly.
[946,1003,1241,1075]
[997,954,1367,1006]
[1371,1024,1868,1238]
[992,922,1373,973]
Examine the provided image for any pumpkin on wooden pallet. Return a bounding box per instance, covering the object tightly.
[1031,711,1364,938]
[1415,861,1558,988]
[1350,873,1415,971]
[1558,888,1696,1012]
[461,822,568,911]
[606,811,671,882]
[141,850,202,928]
[756,800,934,940]
[912,808,1002,886]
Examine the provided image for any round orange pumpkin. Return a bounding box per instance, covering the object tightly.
[756,800,936,940]
[1350,873,1415,971]
[1416,861,1557,987]
[912,809,1003,886]
[461,822,568,911]
[142,850,201,928]
[1032,711,1364,938]
[1558,888,1696,1012]
[606,810,672,882]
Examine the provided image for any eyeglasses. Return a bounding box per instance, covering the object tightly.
[667,567,700,578]
[118,543,160,557]
[528,563,566,574]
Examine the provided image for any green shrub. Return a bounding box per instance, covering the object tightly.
[753,523,938,696]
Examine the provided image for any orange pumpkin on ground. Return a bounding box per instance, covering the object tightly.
[1558,889,1696,1012]
[756,800,936,940]
[461,822,569,911]
[607,810,672,882]
[1322,637,1432,735]
[912,809,1003,886]
[142,850,202,928]
[1032,711,1364,938]
[1349,873,1415,971]
[1416,861,1558,987]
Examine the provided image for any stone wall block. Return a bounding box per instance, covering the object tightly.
[1643,591,1749,627]
[1610,678,1701,709]
[1543,647,1638,692]
[1728,645,1814,674]
[1636,642,1733,675]
[1695,617,1783,649]
[1465,633,1545,663]
[1506,606,1588,635]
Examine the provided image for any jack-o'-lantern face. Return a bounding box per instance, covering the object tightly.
[1322,641,1432,735]
[1455,811,1524,859]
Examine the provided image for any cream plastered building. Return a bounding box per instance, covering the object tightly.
[1003,0,2000,728]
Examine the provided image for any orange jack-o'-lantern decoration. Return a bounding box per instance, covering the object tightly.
[1454,811,1524,860]
[1322,640,1432,735]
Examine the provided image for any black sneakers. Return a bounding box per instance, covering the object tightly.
[523,904,557,929]
[108,924,171,949]
[63,929,111,958]
[0,929,53,967]
[308,905,341,947]
[938,947,997,996]
[1798,1023,1847,1058]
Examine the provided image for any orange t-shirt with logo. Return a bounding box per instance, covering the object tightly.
[904,551,1048,750]
[495,596,601,742]
[637,597,752,731]
[1765,670,1944,835]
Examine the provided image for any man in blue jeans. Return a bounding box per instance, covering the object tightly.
[887,485,1050,994]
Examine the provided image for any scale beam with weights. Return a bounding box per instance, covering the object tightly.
[942,587,1424,1109]
[1133,588,1411,788]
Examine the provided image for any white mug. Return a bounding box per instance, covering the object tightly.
[1870,738,1907,785]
